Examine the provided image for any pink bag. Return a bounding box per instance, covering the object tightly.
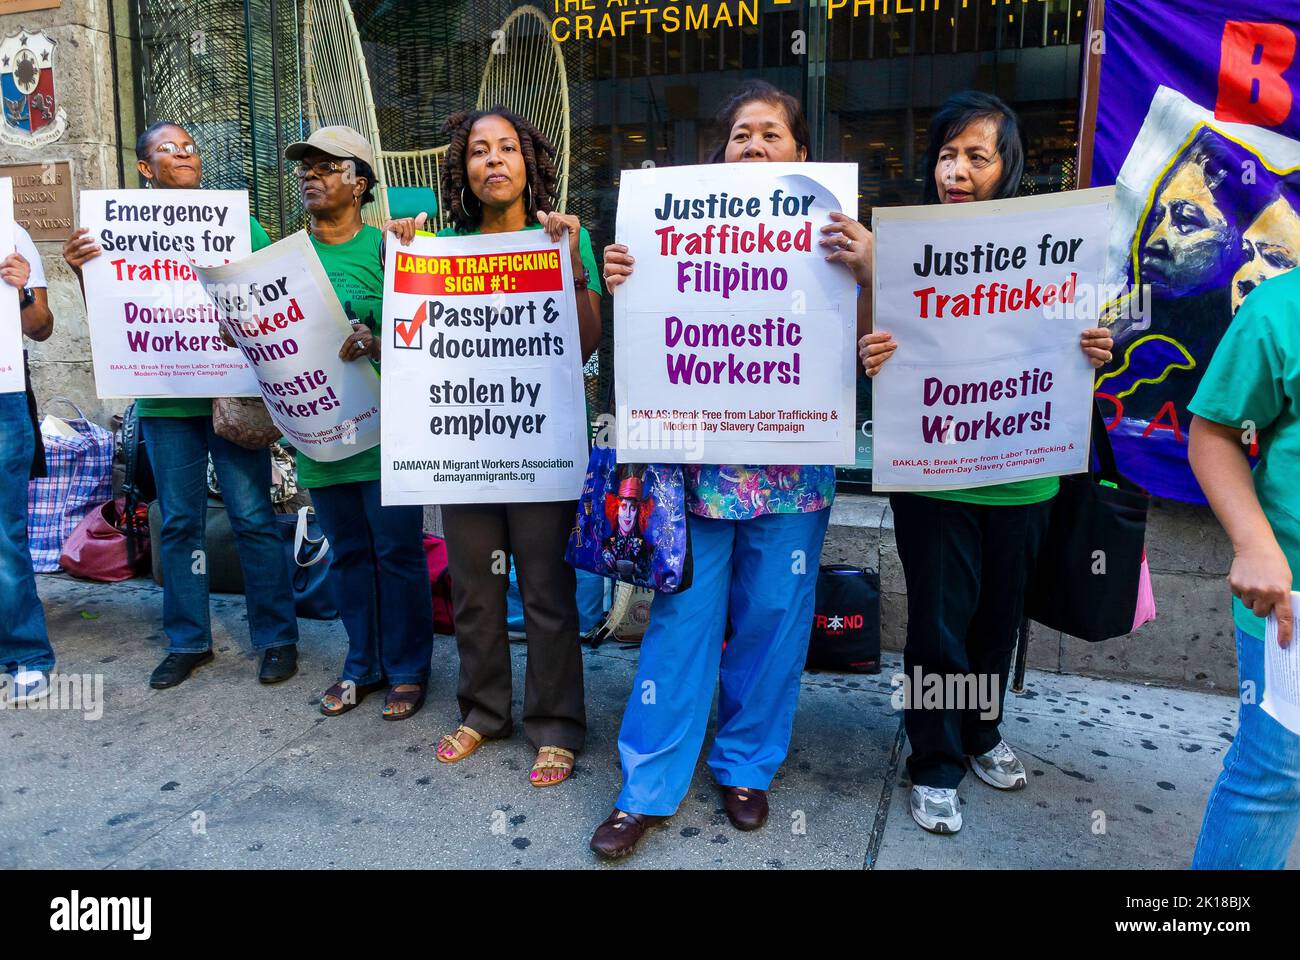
[59,499,147,583]
[1131,549,1157,631]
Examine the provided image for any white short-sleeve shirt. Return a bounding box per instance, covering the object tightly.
[13,223,46,289]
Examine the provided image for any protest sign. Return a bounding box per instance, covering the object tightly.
[80,188,259,398]
[193,232,380,463]
[870,188,1114,492]
[613,162,859,465]
[380,229,588,505]
[0,178,22,393]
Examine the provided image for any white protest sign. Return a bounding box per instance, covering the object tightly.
[80,188,259,398]
[0,178,22,393]
[870,188,1114,491]
[381,229,588,505]
[613,162,859,465]
[193,232,380,462]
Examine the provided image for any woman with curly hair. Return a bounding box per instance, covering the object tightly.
[389,107,601,788]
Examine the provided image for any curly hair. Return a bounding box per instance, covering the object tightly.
[441,107,558,232]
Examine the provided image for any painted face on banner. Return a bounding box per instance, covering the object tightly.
[1141,155,1234,297]
[935,117,1004,204]
[723,101,807,163]
[1231,195,1300,313]
[139,124,202,189]
[466,114,527,209]
[617,497,637,536]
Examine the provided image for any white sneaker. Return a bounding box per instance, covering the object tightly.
[11,670,50,705]
[969,740,1027,791]
[910,785,962,834]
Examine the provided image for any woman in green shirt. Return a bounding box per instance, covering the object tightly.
[62,121,299,691]
[389,108,601,787]
[861,92,1114,835]
[285,126,436,723]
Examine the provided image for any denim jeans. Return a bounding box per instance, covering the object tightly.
[616,508,831,816]
[141,416,298,654]
[1192,627,1300,869]
[0,390,53,673]
[308,480,433,686]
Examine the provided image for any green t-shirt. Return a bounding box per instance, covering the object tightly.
[434,221,603,295]
[919,475,1060,507]
[294,224,385,489]
[1187,268,1300,640]
[136,216,274,419]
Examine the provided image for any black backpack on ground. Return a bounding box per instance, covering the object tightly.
[806,564,881,674]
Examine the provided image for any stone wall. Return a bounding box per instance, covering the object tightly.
[822,493,1237,692]
[4,0,134,426]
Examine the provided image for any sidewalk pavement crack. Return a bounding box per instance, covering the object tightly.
[99,718,324,869]
[863,717,906,870]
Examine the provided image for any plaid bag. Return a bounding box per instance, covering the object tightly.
[26,396,114,572]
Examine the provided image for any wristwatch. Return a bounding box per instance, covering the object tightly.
[19,286,34,309]
[574,268,590,290]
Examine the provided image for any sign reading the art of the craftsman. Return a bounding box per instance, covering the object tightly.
[0,178,23,393]
[194,232,381,462]
[613,162,859,465]
[869,188,1114,491]
[79,189,259,398]
[380,229,588,505]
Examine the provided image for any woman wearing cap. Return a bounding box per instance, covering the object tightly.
[62,121,300,690]
[387,107,601,787]
[287,126,435,722]
[588,80,872,859]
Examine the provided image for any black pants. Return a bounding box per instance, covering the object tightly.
[441,500,586,752]
[890,492,1052,789]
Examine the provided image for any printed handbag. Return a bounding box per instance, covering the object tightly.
[1025,403,1151,643]
[806,565,881,674]
[212,396,281,450]
[276,505,338,620]
[59,498,147,583]
[26,396,114,572]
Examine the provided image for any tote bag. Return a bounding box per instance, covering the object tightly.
[26,397,113,572]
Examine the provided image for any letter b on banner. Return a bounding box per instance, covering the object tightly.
[1215,21,1296,127]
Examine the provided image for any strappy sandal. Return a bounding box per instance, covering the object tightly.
[436,724,486,763]
[531,745,576,788]
[382,684,426,722]
[319,679,384,717]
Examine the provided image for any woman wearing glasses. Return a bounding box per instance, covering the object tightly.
[286,126,436,722]
[62,121,300,690]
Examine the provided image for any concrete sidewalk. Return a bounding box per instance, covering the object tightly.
[3,576,1296,870]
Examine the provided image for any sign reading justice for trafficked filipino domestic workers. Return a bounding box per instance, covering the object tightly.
[193,232,381,462]
[613,162,859,465]
[80,189,259,398]
[379,230,588,505]
[869,187,1115,492]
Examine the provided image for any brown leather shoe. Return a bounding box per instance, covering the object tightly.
[590,809,662,860]
[721,786,769,831]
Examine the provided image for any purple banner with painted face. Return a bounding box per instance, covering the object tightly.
[1089,0,1300,502]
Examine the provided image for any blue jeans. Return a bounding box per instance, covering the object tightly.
[1193,626,1300,869]
[308,480,433,686]
[141,416,298,654]
[616,508,831,816]
[0,391,52,673]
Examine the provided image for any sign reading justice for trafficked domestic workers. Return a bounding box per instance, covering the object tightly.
[613,162,859,465]
[80,189,259,398]
[380,230,588,505]
[193,232,381,462]
[869,187,1115,491]
[0,178,22,393]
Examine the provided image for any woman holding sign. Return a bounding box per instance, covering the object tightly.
[589,81,873,859]
[284,126,436,722]
[388,107,601,787]
[62,121,301,690]
[860,92,1114,836]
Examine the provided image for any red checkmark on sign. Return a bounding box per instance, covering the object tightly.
[395,301,427,347]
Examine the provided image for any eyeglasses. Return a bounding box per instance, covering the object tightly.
[292,159,354,179]
[155,141,198,157]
